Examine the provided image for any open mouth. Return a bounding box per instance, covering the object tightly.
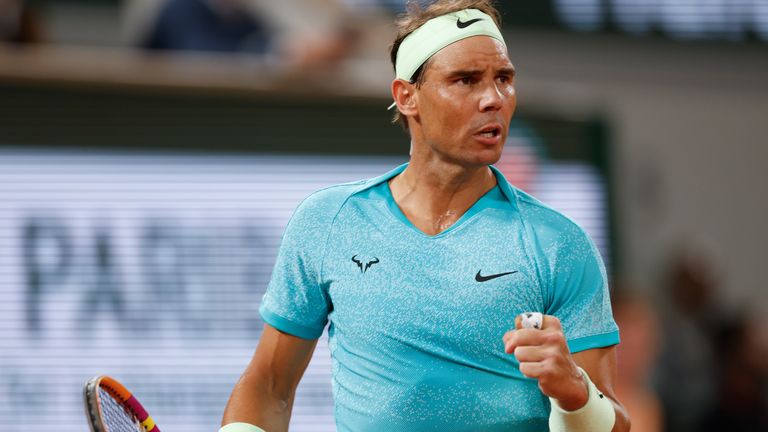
[477,126,501,138]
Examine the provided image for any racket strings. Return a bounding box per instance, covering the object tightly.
[98,387,144,432]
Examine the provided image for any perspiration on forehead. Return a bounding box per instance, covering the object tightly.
[395,8,507,82]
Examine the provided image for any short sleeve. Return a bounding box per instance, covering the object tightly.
[259,193,335,340]
[524,202,619,353]
[528,213,620,354]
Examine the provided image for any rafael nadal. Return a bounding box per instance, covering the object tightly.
[220,1,630,431]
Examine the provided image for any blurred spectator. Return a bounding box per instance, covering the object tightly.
[240,0,393,68]
[698,315,768,431]
[653,245,725,432]
[123,0,395,70]
[613,291,663,432]
[0,0,44,44]
[139,0,273,54]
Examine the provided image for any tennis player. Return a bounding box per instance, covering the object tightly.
[221,1,629,431]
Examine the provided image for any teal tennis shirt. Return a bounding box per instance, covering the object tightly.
[259,164,619,432]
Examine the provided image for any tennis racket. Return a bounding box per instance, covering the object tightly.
[83,375,160,432]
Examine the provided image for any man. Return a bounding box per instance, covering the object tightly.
[221,1,630,431]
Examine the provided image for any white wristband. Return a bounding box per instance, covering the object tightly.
[219,423,267,432]
[548,367,616,432]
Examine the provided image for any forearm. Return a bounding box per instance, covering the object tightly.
[222,373,294,432]
[609,398,631,432]
[222,325,318,432]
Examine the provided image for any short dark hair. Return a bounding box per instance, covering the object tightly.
[389,0,503,130]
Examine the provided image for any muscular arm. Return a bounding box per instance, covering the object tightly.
[573,347,631,432]
[221,324,318,432]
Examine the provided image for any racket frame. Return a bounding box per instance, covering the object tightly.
[83,375,159,432]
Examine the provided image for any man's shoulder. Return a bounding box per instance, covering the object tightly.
[493,166,583,238]
[511,187,587,243]
[305,179,367,203]
[291,176,382,224]
[294,179,363,213]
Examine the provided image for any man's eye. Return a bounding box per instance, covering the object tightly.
[459,77,473,85]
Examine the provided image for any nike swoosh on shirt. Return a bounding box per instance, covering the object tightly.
[475,270,518,282]
[457,18,484,29]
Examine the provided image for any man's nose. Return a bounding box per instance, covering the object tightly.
[479,82,504,112]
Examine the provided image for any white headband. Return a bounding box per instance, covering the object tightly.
[395,8,507,81]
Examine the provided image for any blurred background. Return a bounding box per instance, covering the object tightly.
[1,0,767,431]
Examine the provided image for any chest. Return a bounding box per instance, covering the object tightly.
[321,209,545,352]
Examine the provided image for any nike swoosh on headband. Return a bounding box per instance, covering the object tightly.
[457,17,483,28]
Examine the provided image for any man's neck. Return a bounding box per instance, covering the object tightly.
[389,158,497,235]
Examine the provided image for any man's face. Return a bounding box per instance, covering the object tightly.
[410,36,516,167]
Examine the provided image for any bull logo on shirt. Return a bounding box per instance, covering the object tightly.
[351,255,379,274]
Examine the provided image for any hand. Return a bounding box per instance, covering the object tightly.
[502,314,589,411]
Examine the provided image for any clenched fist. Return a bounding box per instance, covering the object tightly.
[503,314,589,411]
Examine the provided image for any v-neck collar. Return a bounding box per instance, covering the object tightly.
[354,163,519,239]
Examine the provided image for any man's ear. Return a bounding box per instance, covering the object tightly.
[391,79,418,117]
